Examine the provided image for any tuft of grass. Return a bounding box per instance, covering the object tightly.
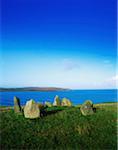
[0,103,117,150]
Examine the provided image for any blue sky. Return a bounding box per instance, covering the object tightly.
[0,0,117,89]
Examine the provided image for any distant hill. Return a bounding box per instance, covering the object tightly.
[0,87,70,92]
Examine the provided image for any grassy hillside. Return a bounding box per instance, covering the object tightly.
[0,103,117,150]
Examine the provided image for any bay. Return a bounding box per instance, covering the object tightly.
[0,89,117,106]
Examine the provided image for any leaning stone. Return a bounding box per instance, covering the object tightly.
[14,96,22,114]
[80,100,94,116]
[53,95,61,106]
[61,98,72,106]
[45,101,52,107]
[24,99,40,119]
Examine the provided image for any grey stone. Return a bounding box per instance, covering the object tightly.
[37,103,45,110]
[45,101,52,107]
[80,100,94,116]
[53,95,61,106]
[24,99,40,119]
[61,98,72,106]
[14,96,22,114]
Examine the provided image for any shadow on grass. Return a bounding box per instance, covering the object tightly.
[93,107,96,112]
[41,106,65,117]
[42,109,63,117]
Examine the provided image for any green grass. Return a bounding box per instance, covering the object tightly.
[0,104,117,150]
[0,106,9,108]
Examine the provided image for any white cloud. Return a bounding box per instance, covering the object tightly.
[106,75,118,81]
[110,75,118,81]
[104,75,118,89]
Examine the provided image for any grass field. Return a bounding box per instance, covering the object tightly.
[0,103,117,150]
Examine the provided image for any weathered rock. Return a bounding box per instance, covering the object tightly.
[53,95,61,106]
[14,96,22,114]
[45,101,52,107]
[80,100,94,116]
[24,99,40,119]
[37,103,45,110]
[61,98,72,106]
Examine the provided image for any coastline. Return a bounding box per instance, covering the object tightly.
[0,87,70,92]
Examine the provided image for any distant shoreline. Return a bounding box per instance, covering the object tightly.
[0,87,117,92]
[0,87,70,92]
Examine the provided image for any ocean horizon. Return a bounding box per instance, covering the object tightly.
[0,89,117,106]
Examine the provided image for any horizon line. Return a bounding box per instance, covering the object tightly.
[0,86,117,90]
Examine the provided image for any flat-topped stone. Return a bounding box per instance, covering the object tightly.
[45,101,52,107]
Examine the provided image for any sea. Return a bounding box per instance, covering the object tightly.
[0,89,117,106]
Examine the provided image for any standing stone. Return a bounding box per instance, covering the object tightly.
[61,98,72,106]
[37,103,45,110]
[14,96,22,113]
[45,101,52,107]
[80,100,94,116]
[24,99,40,119]
[53,95,61,106]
